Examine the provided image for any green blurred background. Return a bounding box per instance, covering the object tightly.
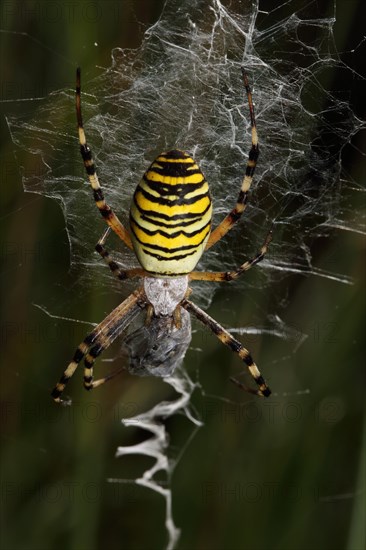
[0,1,364,549]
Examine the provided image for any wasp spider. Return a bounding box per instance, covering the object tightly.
[51,68,272,403]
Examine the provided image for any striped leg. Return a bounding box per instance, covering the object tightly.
[205,69,259,250]
[181,299,270,397]
[190,227,272,282]
[51,289,146,403]
[95,228,146,281]
[76,68,133,250]
[83,333,126,391]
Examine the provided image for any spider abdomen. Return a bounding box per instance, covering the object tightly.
[129,150,212,275]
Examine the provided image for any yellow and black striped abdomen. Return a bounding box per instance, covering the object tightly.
[130,150,212,276]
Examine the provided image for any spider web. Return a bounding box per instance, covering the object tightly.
[6,0,365,548]
[7,1,363,299]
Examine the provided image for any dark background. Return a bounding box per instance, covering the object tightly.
[0,1,364,549]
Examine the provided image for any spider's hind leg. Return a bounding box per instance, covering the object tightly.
[205,69,259,250]
[76,68,133,249]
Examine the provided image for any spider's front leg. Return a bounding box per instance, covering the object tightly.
[181,298,271,397]
[51,289,146,403]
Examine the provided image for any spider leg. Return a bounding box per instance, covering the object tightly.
[82,323,130,391]
[181,298,270,397]
[205,69,259,250]
[95,228,146,281]
[84,365,126,390]
[76,68,133,249]
[51,288,146,403]
[190,226,272,282]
